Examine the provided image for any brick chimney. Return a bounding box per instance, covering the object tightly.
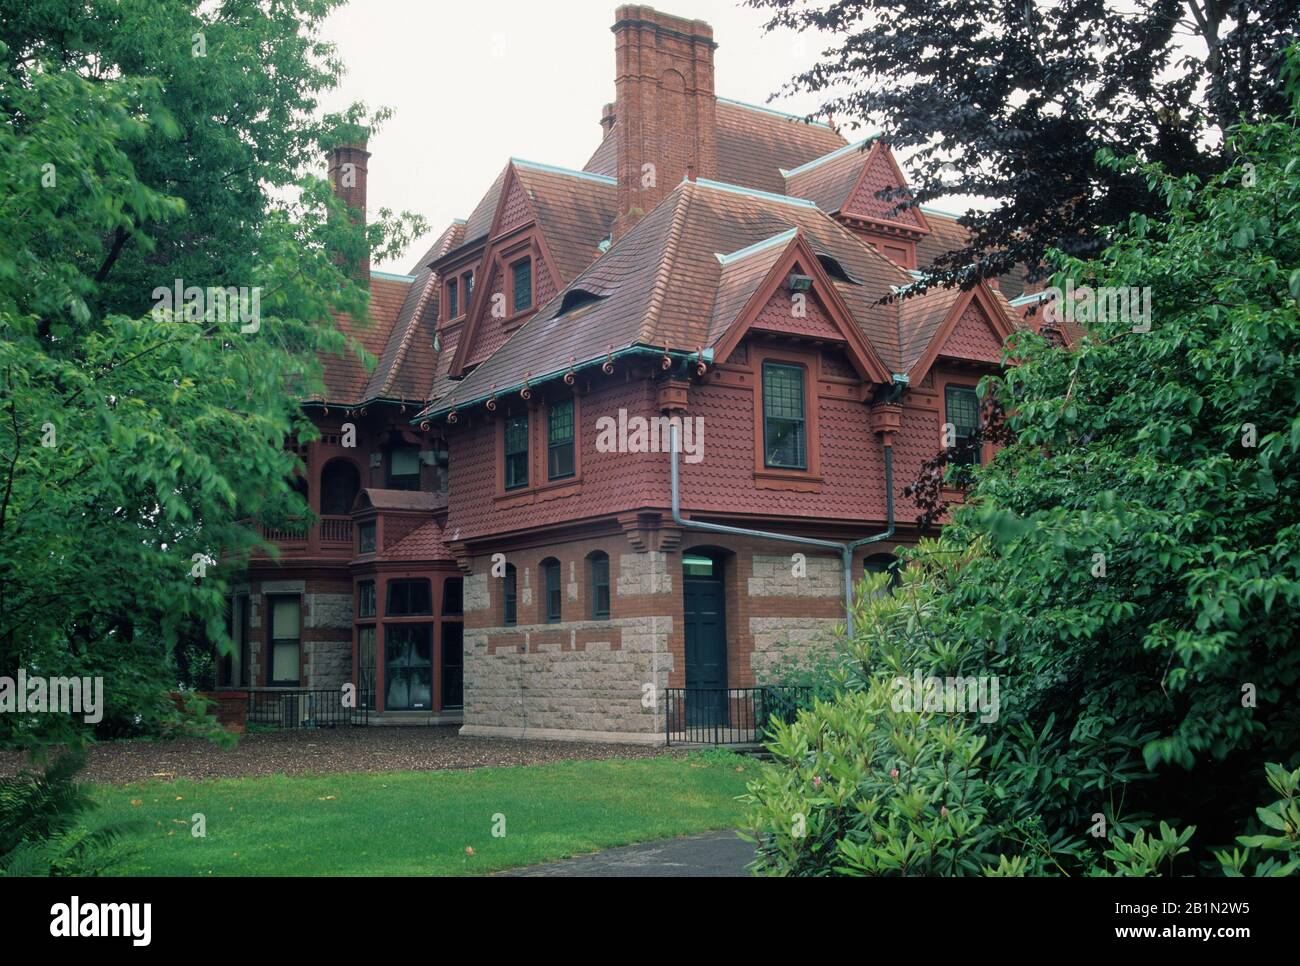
[612,6,717,240]
[327,140,371,284]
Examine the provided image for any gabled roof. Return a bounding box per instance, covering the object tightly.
[582,97,847,195]
[782,138,877,213]
[314,274,412,406]
[364,220,467,402]
[419,178,918,419]
[510,160,615,285]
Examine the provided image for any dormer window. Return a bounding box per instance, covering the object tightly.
[511,257,533,314]
[463,270,474,304]
[762,362,807,469]
[446,277,459,319]
[945,385,981,466]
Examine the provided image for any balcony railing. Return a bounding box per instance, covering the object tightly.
[257,515,353,554]
[664,686,811,745]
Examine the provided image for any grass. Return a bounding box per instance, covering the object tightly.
[93,752,754,876]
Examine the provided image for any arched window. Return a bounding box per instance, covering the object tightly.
[320,459,360,515]
[503,564,517,626]
[863,553,902,597]
[587,551,610,619]
[541,558,562,623]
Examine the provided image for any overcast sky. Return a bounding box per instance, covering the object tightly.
[316,0,969,273]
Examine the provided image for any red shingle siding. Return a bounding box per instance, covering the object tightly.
[942,302,1005,364]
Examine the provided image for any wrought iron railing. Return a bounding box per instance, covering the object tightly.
[664,686,811,745]
[244,688,368,729]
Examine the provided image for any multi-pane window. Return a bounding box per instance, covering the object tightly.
[446,277,459,319]
[512,257,532,314]
[542,558,561,623]
[503,564,517,626]
[358,522,376,554]
[548,400,575,480]
[386,578,433,616]
[762,362,807,469]
[504,414,529,489]
[463,270,474,304]
[357,580,376,619]
[388,447,420,490]
[945,385,981,466]
[589,552,610,620]
[268,596,301,686]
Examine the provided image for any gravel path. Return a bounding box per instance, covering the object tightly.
[0,727,678,785]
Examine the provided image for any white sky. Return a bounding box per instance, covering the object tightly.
[317,0,979,273]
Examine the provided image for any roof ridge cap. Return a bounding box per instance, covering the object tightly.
[639,186,695,345]
[377,271,439,399]
[781,137,877,179]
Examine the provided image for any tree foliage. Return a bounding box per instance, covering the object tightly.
[746,55,1300,875]
[749,0,1300,289]
[0,0,426,748]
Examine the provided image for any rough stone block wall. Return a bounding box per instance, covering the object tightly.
[463,616,673,737]
[749,616,842,680]
[304,591,353,691]
[747,553,841,598]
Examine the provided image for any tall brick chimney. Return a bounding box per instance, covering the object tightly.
[612,6,717,240]
[327,140,371,284]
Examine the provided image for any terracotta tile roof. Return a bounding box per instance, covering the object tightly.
[511,161,616,284]
[462,166,508,245]
[314,274,412,405]
[581,98,847,195]
[420,178,921,419]
[917,208,1028,299]
[583,129,617,177]
[384,517,456,561]
[357,488,447,512]
[783,138,876,213]
[714,99,848,194]
[406,220,465,276]
[364,220,468,403]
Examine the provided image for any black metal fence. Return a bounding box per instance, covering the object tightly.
[664,686,811,745]
[245,689,368,729]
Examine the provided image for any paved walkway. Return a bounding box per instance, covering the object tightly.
[504,830,756,877]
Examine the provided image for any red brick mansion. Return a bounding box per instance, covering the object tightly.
[226,5,1052,743]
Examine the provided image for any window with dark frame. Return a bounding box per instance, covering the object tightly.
[762,361,808,469]
[542,558,561,623]
[441,577,463,616]
[504,414,529,490]
[358,521,376,554]
[388,446,421,490]
[589,552,610,620]
[386,578,432,616]
[548,399,575,480]
[463,270,474,305]
[268,595,301,687]
[357,580,376,619]
[945,385,981,466]
[447,277,459,319]
[503,564,517,626]
[511,257,532,314]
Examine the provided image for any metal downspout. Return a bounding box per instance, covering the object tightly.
[669,423,895,638]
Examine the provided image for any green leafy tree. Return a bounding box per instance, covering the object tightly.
[0,1,426,750]
[749,0,1299,288]
[747,52,1300,875]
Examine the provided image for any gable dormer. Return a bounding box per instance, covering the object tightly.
[838,142,930,269]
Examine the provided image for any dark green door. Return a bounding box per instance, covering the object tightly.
[683,555,727,726]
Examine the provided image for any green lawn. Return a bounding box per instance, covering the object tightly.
[94,752,753,876]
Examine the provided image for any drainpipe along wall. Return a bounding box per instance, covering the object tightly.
[668,423,894,639]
